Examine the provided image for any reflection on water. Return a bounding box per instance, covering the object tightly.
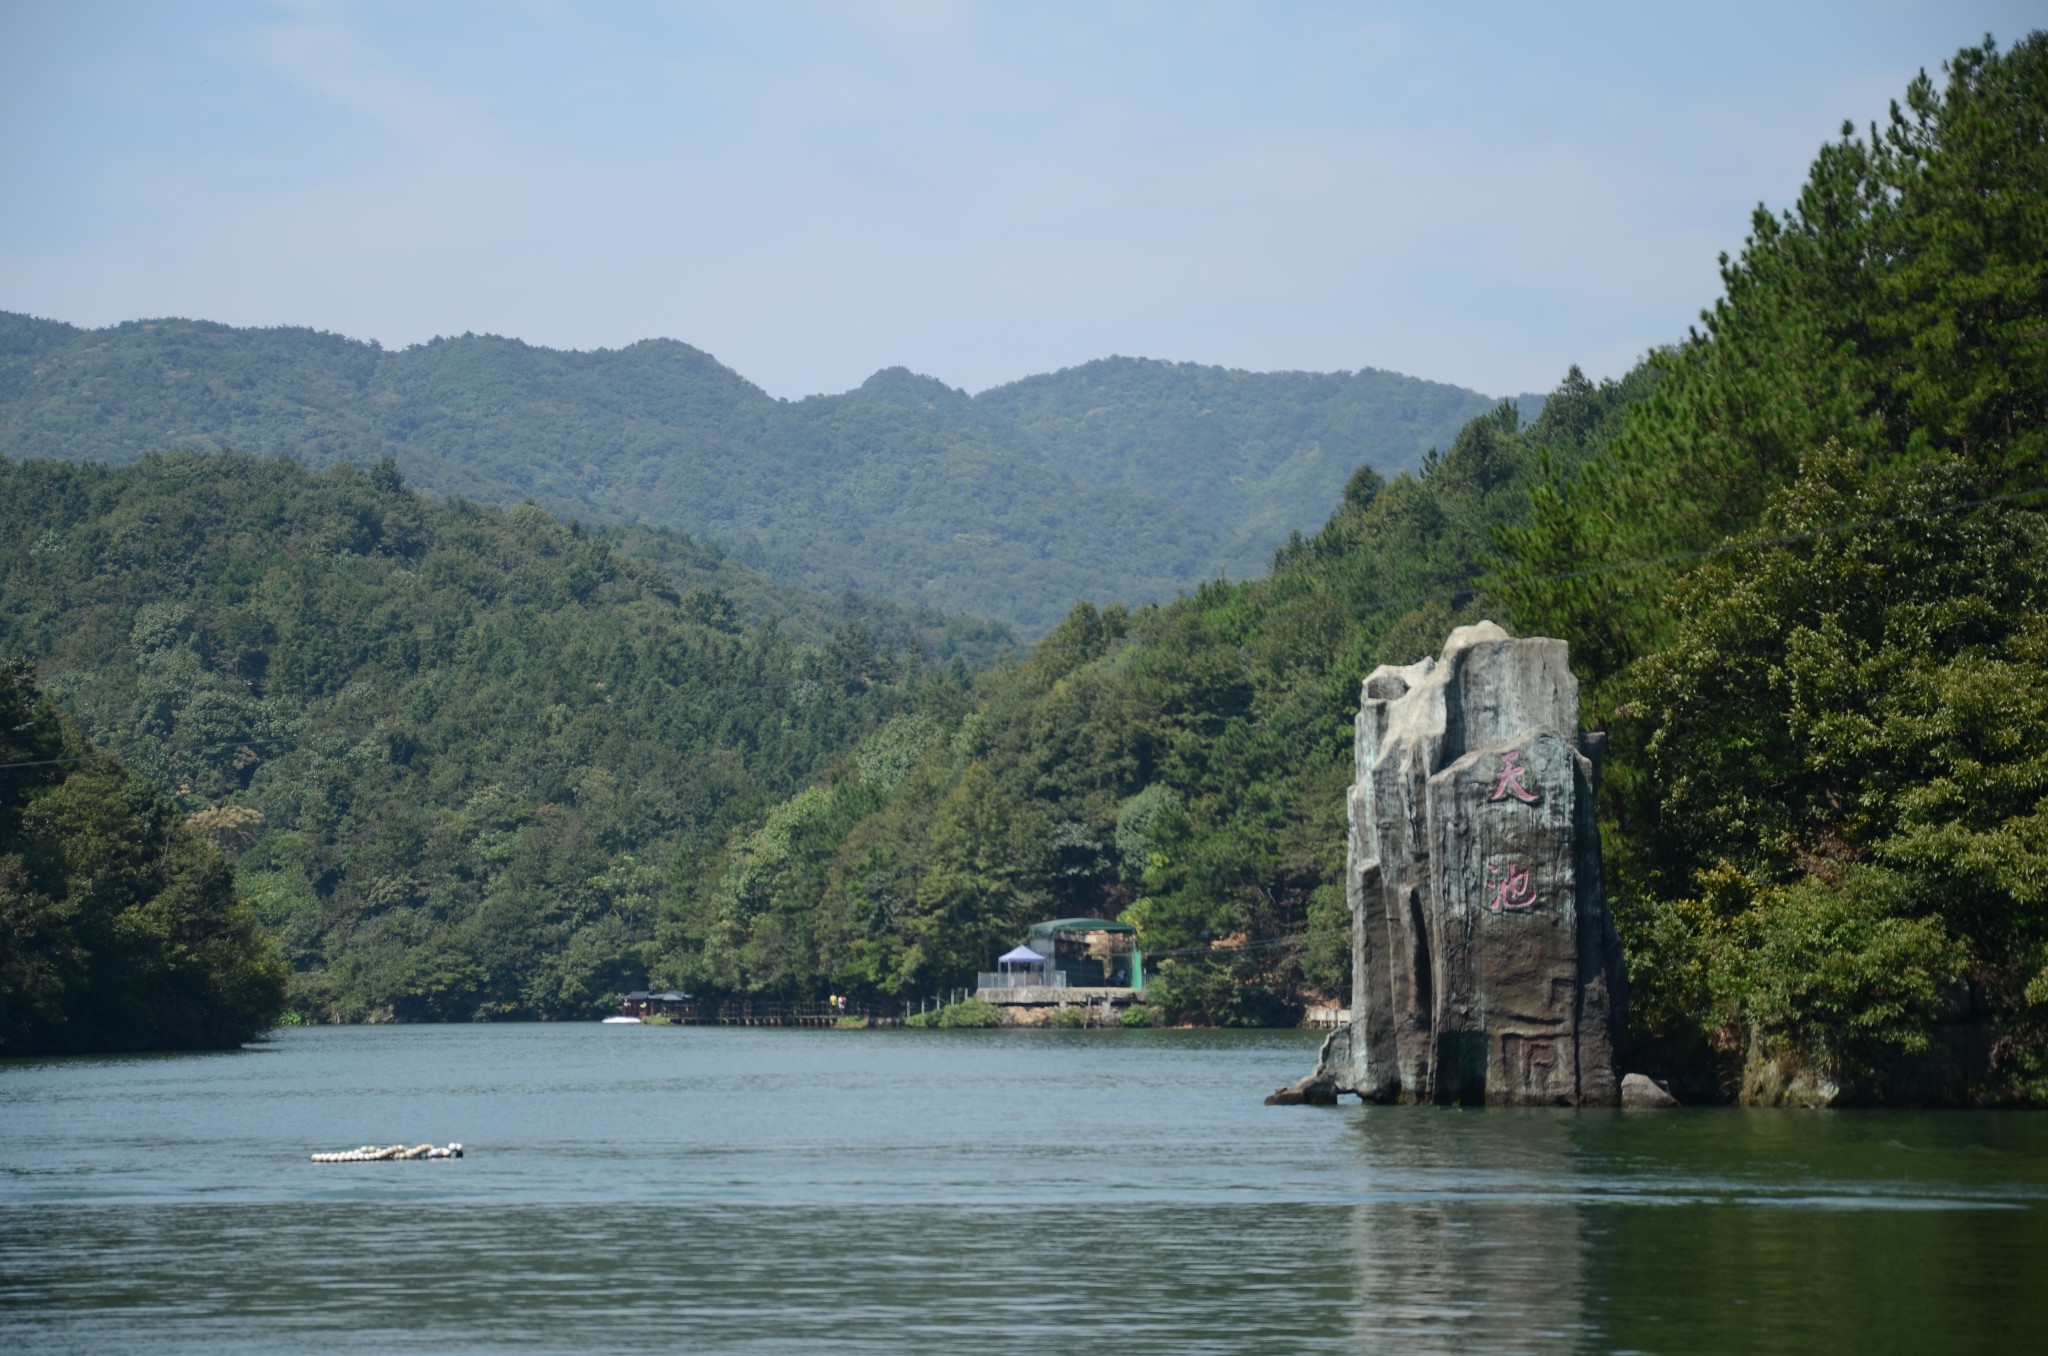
[1345,1115,1594,1351]
[1347,1197,1592,1351]
[4,1026,2047,1353]
[1332,1108,2048,1354]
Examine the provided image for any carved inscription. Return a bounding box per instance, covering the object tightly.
[1487,749,1540,804]
[1485,749,1541,913]
[1484,860,1536,913]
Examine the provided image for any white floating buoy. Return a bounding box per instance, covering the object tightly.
[310,1142,465,1163]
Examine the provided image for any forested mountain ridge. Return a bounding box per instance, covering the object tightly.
[0,312,1499,632]
[976,356,1520,556]
[0,450,995,1022]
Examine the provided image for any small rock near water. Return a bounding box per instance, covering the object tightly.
[1265,1075,1338,1106]
[1621,1074,1681,1108]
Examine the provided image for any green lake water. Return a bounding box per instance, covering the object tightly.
[4,1024,2046,1353]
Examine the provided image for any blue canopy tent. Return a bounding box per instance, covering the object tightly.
[996,944,1049,975]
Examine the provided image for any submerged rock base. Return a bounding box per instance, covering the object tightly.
[1265,1074,1339,1106]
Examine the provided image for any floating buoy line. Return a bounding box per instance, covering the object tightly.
[311,1143,464,1162]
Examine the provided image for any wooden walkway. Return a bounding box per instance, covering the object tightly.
[700,1000,904,1028]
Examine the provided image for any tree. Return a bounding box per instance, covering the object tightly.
[908,763,1052,987]
[0,660,288,1054]
[1496,34,2048,701]
[1620,451,2046,1100]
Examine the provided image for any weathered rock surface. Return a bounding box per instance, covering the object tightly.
[1621,1073,1681,1108]
[1307,622,1627,1106]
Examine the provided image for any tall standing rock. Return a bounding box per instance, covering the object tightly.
[1309,622,1625,1106]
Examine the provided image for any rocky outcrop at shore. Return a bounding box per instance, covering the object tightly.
[1305,622,1628,1106]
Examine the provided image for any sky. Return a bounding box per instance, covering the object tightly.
[1,1,2038,400]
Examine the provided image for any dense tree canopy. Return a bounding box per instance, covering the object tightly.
[1493,34,2048,1102]
[0,452,992,1022]
[1,659,286,1054]
[1495,34,2047,694]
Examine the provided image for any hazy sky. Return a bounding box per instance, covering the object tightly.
[2,1,2036,399]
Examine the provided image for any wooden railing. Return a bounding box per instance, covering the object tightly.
[704,1000,903,1027]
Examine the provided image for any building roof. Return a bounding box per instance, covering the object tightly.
[1028,917,1136,935]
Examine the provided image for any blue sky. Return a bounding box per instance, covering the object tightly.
[1,1,2037,399]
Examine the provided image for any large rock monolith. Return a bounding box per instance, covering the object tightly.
[1306,622,1625,1106]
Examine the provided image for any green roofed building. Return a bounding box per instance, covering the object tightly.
[974,918,1144,1022]
[1025,918,1141,990]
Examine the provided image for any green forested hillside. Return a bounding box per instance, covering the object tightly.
[652,367,1648,1021]
[1492,34,2048,1103]
[4,34,2037,1107]
[1,659,287,1054]
[0,315,1496,632]
[971,357,1499,564]
[0,451,992,1021]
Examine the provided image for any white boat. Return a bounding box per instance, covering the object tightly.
[601,1015,642,1024]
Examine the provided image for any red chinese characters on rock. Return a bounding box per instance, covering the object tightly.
[1487,749,1541,804]
[1485,861,1537,913]
[1485,748,1541,913]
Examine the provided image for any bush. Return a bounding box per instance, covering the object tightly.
[935,997,1001,1028]
[1144,958,1301,1027]
[905,997,1002,1028]
[1728,867,1967,1093]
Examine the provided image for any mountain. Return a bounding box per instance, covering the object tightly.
[0,450,1002,1022]
[974,355,1512,559]
[0,312,1501,632]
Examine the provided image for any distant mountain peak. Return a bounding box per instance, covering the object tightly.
[849,366,969,410]
[0,310,88,356]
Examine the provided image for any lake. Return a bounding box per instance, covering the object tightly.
[4,1024,2047,1353]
